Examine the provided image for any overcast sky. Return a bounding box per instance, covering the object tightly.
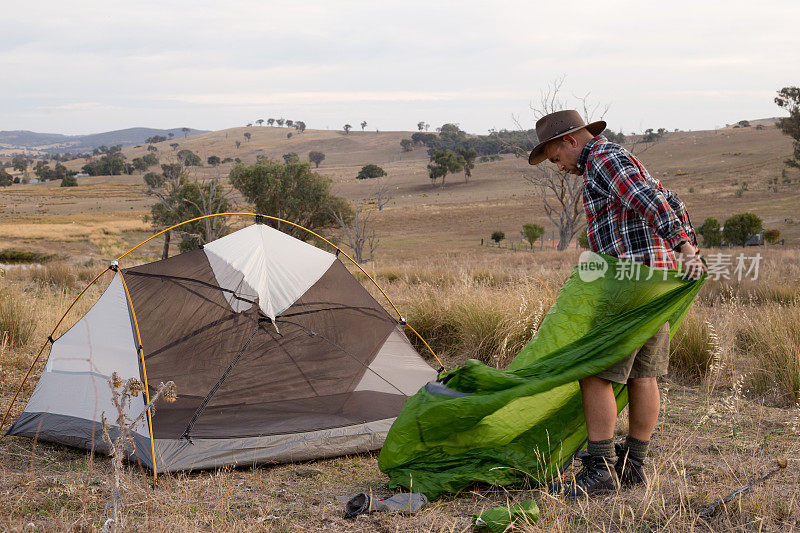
[1,0,798,136]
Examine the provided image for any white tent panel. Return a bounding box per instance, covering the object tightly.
[203,224,336,320]
[27,273,146,433]
[354,328,437,396]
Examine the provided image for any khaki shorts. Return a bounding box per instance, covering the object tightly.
[596,323,670,384]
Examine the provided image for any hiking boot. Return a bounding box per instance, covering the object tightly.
[557,451,619,499]
[615,443,647,486]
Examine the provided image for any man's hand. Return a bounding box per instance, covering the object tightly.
[678,243,707,280]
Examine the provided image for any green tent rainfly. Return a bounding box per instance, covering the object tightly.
[379,254,706,499]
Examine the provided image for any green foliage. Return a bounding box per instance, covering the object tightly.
[161,163,182,182]
[490,231,505,243]
[413,125,536,158]
[82,153,125,176]
[775,86,800,168]
[229,159,353,241]
[723,213,763,246]
[428,149,464,187]
[150,176,232,251]
[356,164,387,180]
[176,149,202,167]
[282,152,299,164]
[12,155,27,172]
[308,151,325,168]
[146,135,167,144]
[737,120,751,127]
[577,227,589,249]
[207,155,221,166]
[602,129,626,144]
[764,229,781,244]
[400,139,413,152]
[60,174,78,187]
[698,217,722,247]
[132,157,148,172]
[0,168,12,187]
[521,223,544,247]
[144,171,166,188]
[457,148,477,181]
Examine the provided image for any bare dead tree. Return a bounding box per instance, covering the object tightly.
[101,373,176,532]
[373,178,392,211]
[332,204,379,263]
[516,77,609,250]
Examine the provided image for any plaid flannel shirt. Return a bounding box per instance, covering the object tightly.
[578,136,697,269]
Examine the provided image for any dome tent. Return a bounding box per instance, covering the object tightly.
[4,220,437,474]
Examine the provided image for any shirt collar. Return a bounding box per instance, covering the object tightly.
[577,135,604,173]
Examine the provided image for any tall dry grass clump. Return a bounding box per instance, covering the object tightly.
[0,286,36,348]
[669,310,716,381]
[737,304,800,406]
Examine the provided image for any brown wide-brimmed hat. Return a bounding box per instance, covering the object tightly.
[528,110,606,165]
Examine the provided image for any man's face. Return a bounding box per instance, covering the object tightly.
[544,135,582,175]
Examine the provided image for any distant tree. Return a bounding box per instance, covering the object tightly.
[229,159,353,241]
[246,123,253,127]
[222,157,233,163]
[176,149,202,167]
[417,121,425,131]
[373,177,391,211]
[764,229,781,244]
[332,204,378,263]
[360,121,367,132]
[287,132,293,139]
[142,153,159,167]
[143,171,165,188]
[146,145,158,153]
[457,147,478,182]
[12,156,27,174]
[400,139,413,152]
[308,151,326,168]
[256,119,264,126]
[54,163,68,180]
[60,174,78,187]
[295,121,306,133]
[146,135,167,144]
[356,164,386,180]
[170,142,179,151]
[132,157,148,172]
[267,118,275,126]
[427,149,464,188]
[723,213,762,246]
[243,132,251,142]
[235,140,241,150]
[282,152,299,164]
[286,119,294,128]
[491,231,505,244]
[276,118,285,127]
[602,129,627,144]
[343,124,352,135]
[207,155,221,167]
[698,217,722,247]
[737,120,751,128]
[168,132,174,139]
[161,163,182,182]
[521,223,545,248]
[775,86,800,168]
[181,127,190,138]
[0,168,12,187]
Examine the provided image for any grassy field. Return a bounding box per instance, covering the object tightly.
[1,122,799,531]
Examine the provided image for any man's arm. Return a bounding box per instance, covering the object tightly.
[595,152,706,279]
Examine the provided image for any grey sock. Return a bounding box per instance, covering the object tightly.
[624,436,649,462]
[587,438,616,461]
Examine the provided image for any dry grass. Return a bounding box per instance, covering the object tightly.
[0,229,798,530]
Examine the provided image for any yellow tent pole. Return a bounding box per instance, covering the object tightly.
[117,269,158,483]
[0,268,110,437]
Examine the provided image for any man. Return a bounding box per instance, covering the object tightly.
[528,110,707,498]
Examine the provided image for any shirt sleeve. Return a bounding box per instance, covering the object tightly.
[594,151,690,250]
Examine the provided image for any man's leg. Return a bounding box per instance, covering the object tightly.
[579,376,617,441]
[560,376,619,498]
[627,376,660,440]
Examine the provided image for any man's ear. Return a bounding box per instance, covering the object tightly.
[562,134,578,148]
